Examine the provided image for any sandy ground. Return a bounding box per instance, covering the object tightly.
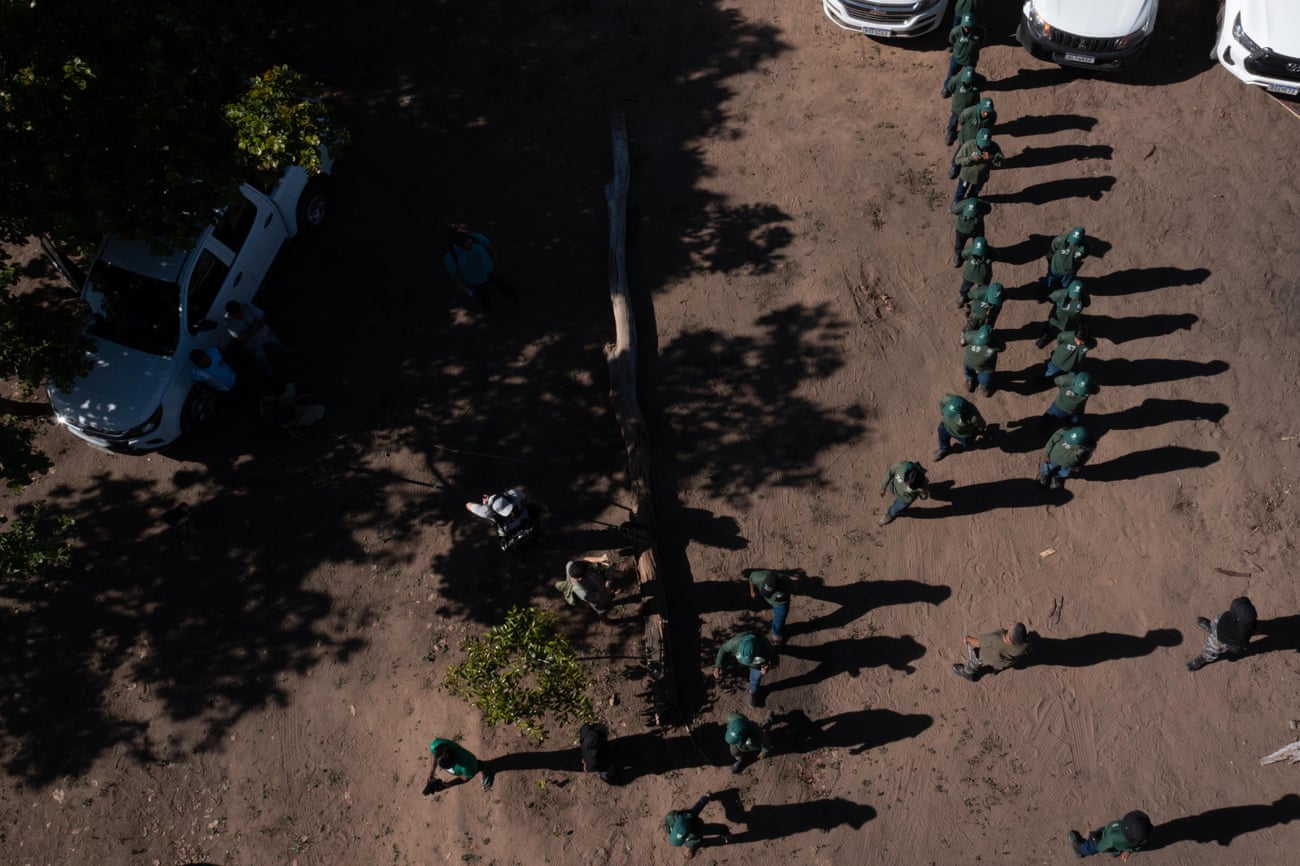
[2,1,1299,865]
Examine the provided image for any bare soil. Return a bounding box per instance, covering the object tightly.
[3,1,1298,865]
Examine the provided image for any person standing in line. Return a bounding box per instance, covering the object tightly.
[1038,426,1094,491]
[950,196,991,268]
[1187,596,1257,671]
[950,97,997,180]
[958,236,994,308]
[961,324,1005,397]
[746,568,794,644]
[953,127,1004,204]
[944,15,987,95]
[1043,324,1097,380]
[1066,810,1152,860]
[714,631,779,707]
[963,281,1004,332]
[878,460,930,526]
[1036,279,1090,349]
[934,393,988,461]
[952,623,1030,681]
[944,66,986,146]
[1045,226,1089,291]
[1045,371,1099,426]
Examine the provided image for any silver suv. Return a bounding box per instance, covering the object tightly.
[823,0,951,38]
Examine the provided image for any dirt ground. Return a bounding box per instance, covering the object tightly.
[3,1,1299,864]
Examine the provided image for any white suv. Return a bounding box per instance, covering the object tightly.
[47,158,331,452]
[1214,1,1300,96]
[1018,0,1159,70]
[823,0,951,38]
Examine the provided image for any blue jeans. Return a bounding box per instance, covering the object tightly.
[1045,404,1078,424]
[886,496,913,518]
[748,666,764,694]
[1040,460,1073,479]
[937,421,971,452]
[1044,266,1074,291]
[1079,837,1099,856]
[946,112,959,143]
[770,604,789,640]
[944,55,962,90]
[963,364,992,389]
[1043,360,1066,379]
[953,179,983,204]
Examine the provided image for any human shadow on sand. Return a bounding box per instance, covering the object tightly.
[1142,795,1300,850]
[712,788,876,844]
[1084,447,1221,482]
[910,478,1074,516]
[1021,629,1182,669]
[1089,312,1198,345]
[983,176,1115,205]
[1087,399,1228,436]
[1007,144,1113,169]
[792,576,952,638]
[1088,266,1210,297]
[1249,615,1300,656]
[766,635,927,693]
[490,725,726,785]
[768,707,933,755]
[997,113,1099,137]
[1086,358,1229,387]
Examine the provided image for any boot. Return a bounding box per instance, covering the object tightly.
[1066,830,1085,857]
[1187,656,1208,672]
[1049,477,1063,490]
[1195,616,1211,632]
[951,663,976,681]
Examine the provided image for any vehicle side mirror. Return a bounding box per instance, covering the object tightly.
[194,319,219,333]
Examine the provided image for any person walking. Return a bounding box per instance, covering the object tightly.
[714,631,779,707]
[423,737,493,793]
[944,66,986,145]
[953,128,1004,204]
[664,794,713,859]
[944,14,987,94]
[444,224,513,308]
[724,710,773,774]
[950,197,991,268]
[1066,810,1152,860]
[934,393,988,461]
[879,460,930,526]
[1043,324,1097,380]
[963,281,1004,331]
[1036,280,1090,349]
[1045,226,1089,291]
[578,722,615,783]
[746,568,793,644]
[952,623,1030,681]
[223,300,288,377]
[1038,426,1093,491]
[1187,596,1257,671]
[958,236,994,308]
[1045,371,1099,425]
[950,97,997,179]
[962,324,1005,397]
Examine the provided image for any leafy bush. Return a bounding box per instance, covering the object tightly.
[225,66,350,182]
[0,503,75,580]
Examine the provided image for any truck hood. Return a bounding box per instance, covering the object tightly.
[49,344,177,435]
[1237,0,1300,55]
[1031,0,1158,39]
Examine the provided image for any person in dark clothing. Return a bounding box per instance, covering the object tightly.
[664,794,713,858]
[1187,597,1258,671]
[1066,810,1152,860]
[578,723,615,783]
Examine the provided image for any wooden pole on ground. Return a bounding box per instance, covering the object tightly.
[603,114,674,723]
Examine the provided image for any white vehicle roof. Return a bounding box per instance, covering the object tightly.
[1031,0,1157,39]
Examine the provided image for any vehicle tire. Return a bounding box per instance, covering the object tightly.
[296,177,330,236]
[181,385,219,432]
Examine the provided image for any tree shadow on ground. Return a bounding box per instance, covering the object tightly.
[1090,312,1198,345]
[1007,144,1113,169]
[1087,399,1228,436]
[1250,615,1300,656]
[766,635,926,694]
[1088,266,1211,297]
[712,787,876,844]
[997,114,1098,137]
[1142,795,1300,851]
[1021,629,1182,669]
[769,707,933,755]
[1086,358,1230,387]
[984,176,1116,205]
[912,478,1073,516]
[1084,447,1221,482]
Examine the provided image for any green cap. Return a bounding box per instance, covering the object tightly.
[975,128,992,148]
[1063,426,1089,447]
[978,97,994,114]
[967,324,993,346]
[1066,279,1086,300]
[961,13,977,28]
[725,711,751,746]
[962,199,981,218]
[969,236,988,257]
[1067,226,1085,244]
[669,813,695,846]
[983,282,1004,305]
[1071,371,1095,394]
[735,634,767,667]
[941,394,967,417]
[959,66,978,86]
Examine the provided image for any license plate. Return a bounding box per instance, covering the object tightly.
[1064,52,1095,64]
[1267,83,1299,96]
[862,26,890,37]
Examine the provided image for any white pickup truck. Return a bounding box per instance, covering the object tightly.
[1017,0,1159,70]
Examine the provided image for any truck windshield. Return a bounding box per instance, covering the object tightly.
[85,261,181,356]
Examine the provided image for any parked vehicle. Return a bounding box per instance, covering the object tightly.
[47,158,331,453]
[823,0,951,38]
[1017,0,1159,70]
[1213,0,1300,96]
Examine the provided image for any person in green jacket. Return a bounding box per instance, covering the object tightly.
[746,568,794,643]
[958,235,993,308]
[724,710,773,774]
[962,324,1005,397]
[950,97,996,179]
[964,281,1004,332]
[951,0,984,25]
[664,793,713,858]
[1045,371,1098,425]
[1066,810,1152,860]
[1036,279,1090,348]
[934,393,988,461]
[714,631,778,706]
[950,196,991,267]
[424,738,493,793]
[1043,323,1096,380]
[943,14,986,95]
[945,66,986,145]
[1038,426,1093,490]
[1045,226,1089,291]
[953,127,1004,203]
[879,460,930,526]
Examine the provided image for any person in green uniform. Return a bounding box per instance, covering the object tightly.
[878,460,930,526]
[724,710,773,774]
[950,196,991,267]
[1043,324,1096,380]
[958,236,993,308]
[1036,279,1089,349]
[747,568,794,643]
[963,281,1004,332]
[962,323,1005,397]
[945,66,986,145]
[934,393,988,461]
[424,738,493,793]
[1066,810,1152,859]
[950,97,996,179]
[1038,426,1093,490]
[953,127,1004,203]
[944,14,986,95]
[952,0,985,26]
[714,631,778,706]
[664,794,713,858]
[1045,371,1098,425]
[952,623,1030,680]
[1045,226,1089,291]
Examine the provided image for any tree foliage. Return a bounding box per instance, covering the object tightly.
[225,65,350,184]
[0,503,74,580]
[444,606,597,743]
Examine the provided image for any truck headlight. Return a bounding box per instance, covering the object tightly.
[1232,13,1261,53]
[1025,2,1053,39]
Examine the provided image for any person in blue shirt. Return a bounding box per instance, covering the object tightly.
[190,346,236,392]
[443,224,513,308]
